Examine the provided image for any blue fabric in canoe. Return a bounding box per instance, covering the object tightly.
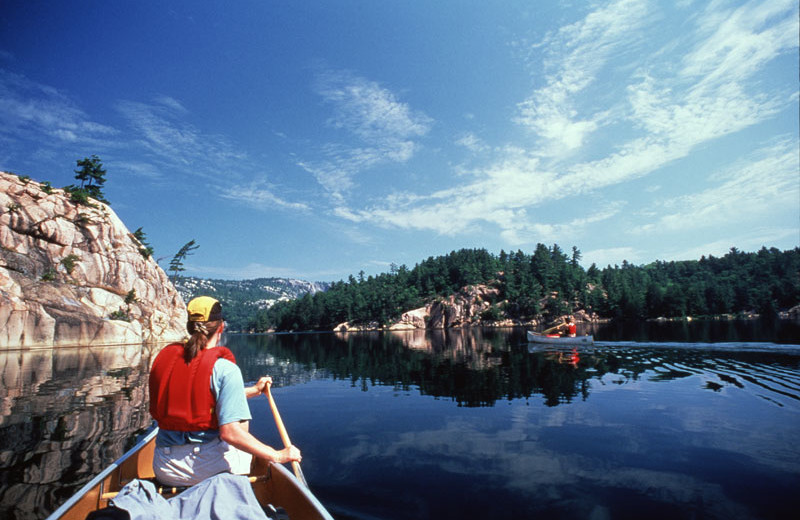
[109,473,268,520]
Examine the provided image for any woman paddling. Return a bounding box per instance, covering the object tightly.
[148,296,301,486]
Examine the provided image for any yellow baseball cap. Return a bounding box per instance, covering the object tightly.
[187,296,224,322]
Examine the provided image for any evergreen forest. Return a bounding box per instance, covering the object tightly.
[252,245,800,332]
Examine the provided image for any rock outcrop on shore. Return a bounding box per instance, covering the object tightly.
[0,171,187,349]
[334,284,602,332]
[334,283,606,333]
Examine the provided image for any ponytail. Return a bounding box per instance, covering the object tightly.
[184,320,223,362]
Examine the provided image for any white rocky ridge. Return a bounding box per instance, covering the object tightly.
[0,171,186,349]
[172,276,329,312]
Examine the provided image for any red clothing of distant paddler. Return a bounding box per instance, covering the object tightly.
[567,322,577,337]
[555,316,577,337]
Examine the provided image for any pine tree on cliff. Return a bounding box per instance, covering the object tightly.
[73,155,108,204]
[169,240,199,278]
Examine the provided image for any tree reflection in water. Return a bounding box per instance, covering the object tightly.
[234,329,595,407]
[231,328,800,409]
[3,326,799,519]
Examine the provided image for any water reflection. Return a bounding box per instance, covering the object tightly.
[232,329,800,408]
[592,316,800,344]
[266,332,800,520]
[3,325,800,519]
[0,345,154,520]
[528,344,586,366]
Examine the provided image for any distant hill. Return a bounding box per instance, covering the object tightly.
[171,276,330,331]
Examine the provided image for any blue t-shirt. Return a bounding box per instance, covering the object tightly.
[156,358,252,447]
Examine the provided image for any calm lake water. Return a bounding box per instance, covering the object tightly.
[1,320,799,520]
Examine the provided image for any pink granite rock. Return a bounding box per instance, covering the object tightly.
[0,171,187,348]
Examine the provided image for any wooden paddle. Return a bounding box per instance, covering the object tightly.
[265,381,308,487]
[543,318,566,334]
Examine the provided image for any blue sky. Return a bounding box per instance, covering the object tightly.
[1,0,798,282]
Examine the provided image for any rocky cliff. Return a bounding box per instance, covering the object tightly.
[0,171,186,349]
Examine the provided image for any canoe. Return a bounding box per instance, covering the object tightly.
[45,428,333,520]
[527,331,594,345]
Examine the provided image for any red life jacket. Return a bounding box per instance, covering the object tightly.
[568,323,577,336]
[149,343,236,431]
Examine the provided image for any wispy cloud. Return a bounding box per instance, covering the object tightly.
[633,138,799,234]
[455,132,489,154]
[500,202,625,245]
[582,247,641,268]
[0,67,309,212]
[337,0,798,250]
[681,0,798,87]
[316,69,431,153]
[514,0,650,157]
[117,99,309,211]
[336,147,556,235]
[559,0,796,190]
[0,69,117,147]
[114,97,312,212]
[116,98,246,175]
[667,227,800,262]
[112,161,167,180]
[220,181,311,212]
[592,0,794,173]
[153,95,188,114]
[300,68,433,202]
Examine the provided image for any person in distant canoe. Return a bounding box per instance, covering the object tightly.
[555,316,577,337]
[149,296,301,486]
[565,316,577,337]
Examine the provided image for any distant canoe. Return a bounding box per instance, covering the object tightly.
[527,331,594,345]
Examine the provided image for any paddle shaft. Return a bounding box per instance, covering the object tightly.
[266,383,308,487]
[543,322,564,334]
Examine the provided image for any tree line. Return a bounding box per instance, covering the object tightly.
[251,245,800,332]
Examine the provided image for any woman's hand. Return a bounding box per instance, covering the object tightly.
[255,376,273,394]
[246,376,273,398]
[279,445,302,464]
[219,421,301,464]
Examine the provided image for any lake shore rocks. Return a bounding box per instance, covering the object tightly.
[335,284,604,332]
[0,171,187,349]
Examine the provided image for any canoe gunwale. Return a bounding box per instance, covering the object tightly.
[526,331,594,345]
[269,462,334,520]
[45,427,334,520]
[45,428,159,520]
